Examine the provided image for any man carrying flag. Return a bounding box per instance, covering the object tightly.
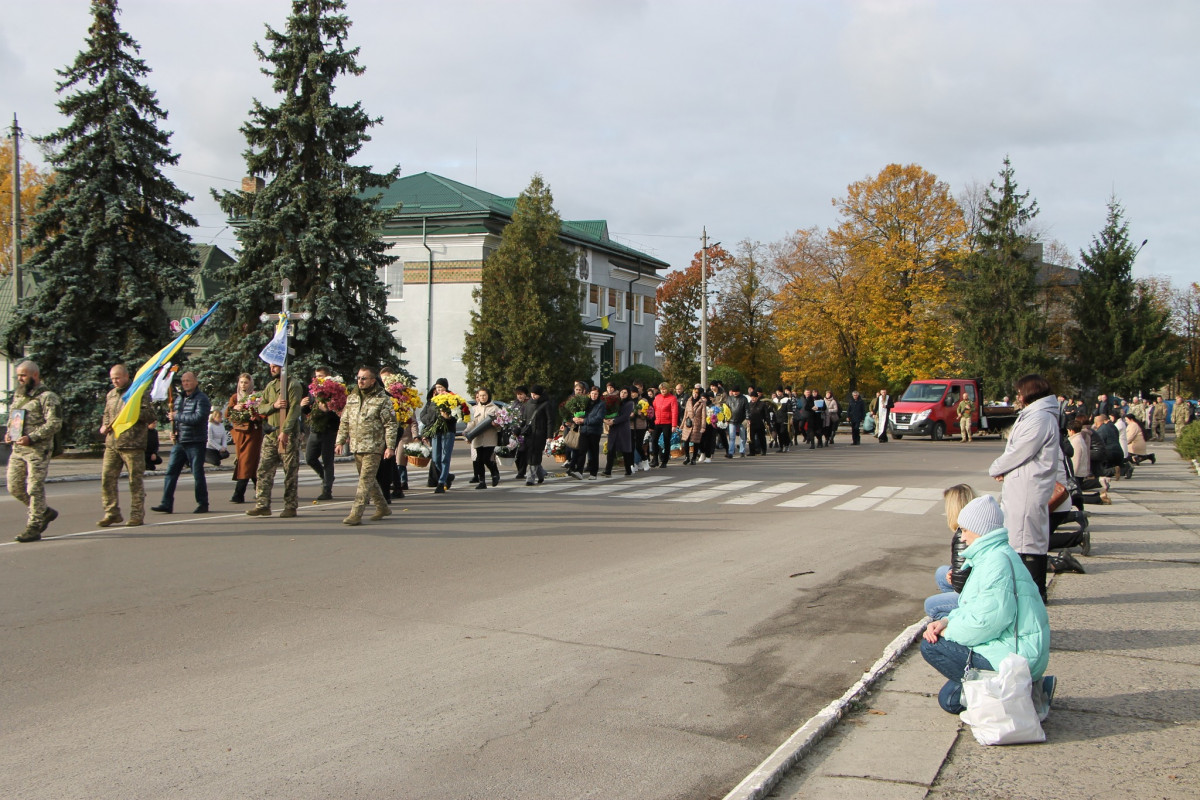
[247,317,305,518]
[97,363,154,527]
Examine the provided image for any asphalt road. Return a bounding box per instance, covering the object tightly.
[1,435,1005,799]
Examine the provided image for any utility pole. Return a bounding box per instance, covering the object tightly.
[700,227,708,388]
[10,114,21,309]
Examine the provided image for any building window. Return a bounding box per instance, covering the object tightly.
[378,264,403,299]
[589,283,600,317]
[633,294,644,325]
[615,349,624,372]
[619,291,630,322]
[608,288,618,316]
[644,296,656,318]
[633,350,643,365]
[579,282,588,315]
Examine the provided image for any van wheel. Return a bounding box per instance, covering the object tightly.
[932,422,946,441]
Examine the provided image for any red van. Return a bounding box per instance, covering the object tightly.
[889,379,1016,440]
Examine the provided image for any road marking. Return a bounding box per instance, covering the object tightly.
[778,494,836,508]
[669,479,760,503]
[895,487,943,501]
[812,484,860,496]
[834,497,881,511]
[863,486,901,498]
[876,498,940,515]
[723,482,809,505]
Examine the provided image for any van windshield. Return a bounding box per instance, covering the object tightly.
[901,383,948,403]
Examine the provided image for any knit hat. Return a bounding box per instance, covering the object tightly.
[434,377,449,390]
[957,495,1005,536]
[531,384,545,396]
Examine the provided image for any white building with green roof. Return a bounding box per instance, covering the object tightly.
[372,172,668,393]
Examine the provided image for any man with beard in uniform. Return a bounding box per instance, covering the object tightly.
[7,361,63,542]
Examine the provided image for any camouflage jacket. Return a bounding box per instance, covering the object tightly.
[9,383,62,452]
[102,386,154,450]
[336,384,398,454]
[956,398,974,417]
[258,378,304,436]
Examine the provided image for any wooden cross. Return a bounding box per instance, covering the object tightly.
[259,278,312,395]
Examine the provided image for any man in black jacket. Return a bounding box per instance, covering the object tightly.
[152,371,211,514]
[724,387,749,458]
[847,390,867,445]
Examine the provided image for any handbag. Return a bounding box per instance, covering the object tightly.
[1048,481,1068,509]
[563,427,582,450]
[958,557,1047,744]
[960,653,1046,745]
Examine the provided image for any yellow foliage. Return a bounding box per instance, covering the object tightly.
[0,139,53,276]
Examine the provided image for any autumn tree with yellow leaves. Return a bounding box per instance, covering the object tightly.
[1,138,54,276]
[830,163,968,388]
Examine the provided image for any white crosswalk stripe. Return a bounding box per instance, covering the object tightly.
[509,473,951,516]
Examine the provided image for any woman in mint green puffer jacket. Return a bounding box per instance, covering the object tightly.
[921,495,1051,713]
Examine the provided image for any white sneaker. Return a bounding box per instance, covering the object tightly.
[587,475,597,481]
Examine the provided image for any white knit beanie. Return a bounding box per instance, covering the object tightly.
[957,495,1005,536]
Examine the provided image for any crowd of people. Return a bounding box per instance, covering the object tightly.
[5,357,1192,546]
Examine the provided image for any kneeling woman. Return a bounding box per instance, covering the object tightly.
[920,495,1052,714]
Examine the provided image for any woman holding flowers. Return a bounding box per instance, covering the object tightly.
[568,385,605,480]
[630,386,649,472]
[603,387,635,477]
[386,377,422,493]
[419,378,468,493]
[468,388,502,489]
[225,373,263,503]
[681,385,708,464]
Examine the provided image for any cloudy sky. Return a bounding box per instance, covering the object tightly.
[4,0,1197,287]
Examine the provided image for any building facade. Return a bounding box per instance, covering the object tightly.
[372,172,667,393]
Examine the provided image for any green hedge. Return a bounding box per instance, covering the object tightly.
[1176,422,1200,462]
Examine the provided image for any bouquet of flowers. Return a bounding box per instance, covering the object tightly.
[385,379,423,424]
[710,402,731,429]
[495,434,524,458]
[491,404,517,430]
[562,394,590,421]
[602,394,623,419]
[402,441,432,459]
[309,376,348,414]
[547,435,567,457]
[425,392,468,436]
[228,392,264,425]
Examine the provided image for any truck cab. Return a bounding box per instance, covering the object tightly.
[890,379,979,441]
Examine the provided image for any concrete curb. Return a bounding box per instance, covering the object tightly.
[722,616,930,800]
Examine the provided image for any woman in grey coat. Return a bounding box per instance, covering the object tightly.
[988,374,1061,603]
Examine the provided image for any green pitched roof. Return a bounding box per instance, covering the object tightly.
[373,172,669,271]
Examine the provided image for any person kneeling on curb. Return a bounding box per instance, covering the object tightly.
[920,495,1054,714]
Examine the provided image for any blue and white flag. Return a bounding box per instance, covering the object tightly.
[259,315,289,367]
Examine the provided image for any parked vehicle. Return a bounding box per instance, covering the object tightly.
[889,378,1017,440]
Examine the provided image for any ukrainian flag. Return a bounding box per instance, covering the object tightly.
[111,303,220,438]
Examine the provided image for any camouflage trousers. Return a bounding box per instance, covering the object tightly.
[255,432,299,512]
[350,452,387,518]
[101,447,145,521]
[8,443,52,528]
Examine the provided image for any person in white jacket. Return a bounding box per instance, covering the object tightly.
[206,410,230,467]
[988,375,1062,604]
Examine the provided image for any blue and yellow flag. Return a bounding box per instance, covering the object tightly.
[111,303,220,438]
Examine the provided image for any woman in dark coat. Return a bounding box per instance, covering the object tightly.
[603,387,635,476]
[568,386,605,479]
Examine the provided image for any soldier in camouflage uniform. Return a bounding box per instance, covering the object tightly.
[6,361,62,542]
[956,394,974,442]
[247,363,304,518]
[98,363,154,527]
[335,367,398,525]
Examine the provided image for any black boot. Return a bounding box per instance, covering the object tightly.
[1020,553,1050,605]
[231,478,249,504]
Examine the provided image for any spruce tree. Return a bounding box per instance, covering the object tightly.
[462,174,592,398]
[956,157,1048,398]
[1069,199,1182,396]
[196,0,402,390]
[3,0,196,445]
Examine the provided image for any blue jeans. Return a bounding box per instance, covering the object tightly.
[920,636,993,713]
[726,422,745,455]
[161,441,208,509]
[431,432,454,487]
[924,565,960,620]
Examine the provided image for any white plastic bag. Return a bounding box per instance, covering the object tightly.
[959,652,1046,745]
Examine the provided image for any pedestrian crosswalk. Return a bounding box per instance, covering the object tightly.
[500,474,949,516]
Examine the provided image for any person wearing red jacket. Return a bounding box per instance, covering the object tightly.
[651,382,680,468]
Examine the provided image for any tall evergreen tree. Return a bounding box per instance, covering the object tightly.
[3,0,196,445]
[1069,198,1182,396]
[196,0,402,390]
[956,157,1048,398]
[463,174,592,398]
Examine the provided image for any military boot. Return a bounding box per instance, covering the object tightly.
[97,513,124,528]
[370,506,392,521]
[342,512,362,526]
[246,506,272,517]
[15,527,41,543]
[279,507,297,518]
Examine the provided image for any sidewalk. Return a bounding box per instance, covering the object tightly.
[756,442,1200,799]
